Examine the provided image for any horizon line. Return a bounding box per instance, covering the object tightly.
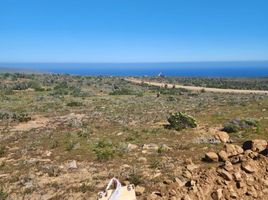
[1,60,268,64]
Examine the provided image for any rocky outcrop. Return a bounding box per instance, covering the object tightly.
[139,139,268,200]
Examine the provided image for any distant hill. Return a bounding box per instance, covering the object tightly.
[0,66,39,74]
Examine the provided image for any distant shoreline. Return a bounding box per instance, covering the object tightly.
[0,61,268,77]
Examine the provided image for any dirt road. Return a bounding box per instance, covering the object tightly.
[126,78,268,95]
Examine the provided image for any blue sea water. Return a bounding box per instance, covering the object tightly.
[0,61,268,77]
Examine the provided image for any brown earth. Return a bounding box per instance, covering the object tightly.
[126,78,268,95]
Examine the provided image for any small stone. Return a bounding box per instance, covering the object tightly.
[138,157,147,163]
[241,161,255,173]
[174,177,185,187]
[135,185,145,196]
[160,144,172,151]
[229,155,240,164]
[215,131,230,143]
[211,188,223,200]
[117,132,123,136]
[205,152,219,162]
[68,160,77,169]
[186,163,199,172]
[217,169,233,181]
[223,161,233,172]
[121,164,130,170]
[142,144,158,150]
[234,172,242,182]
[218,150,228,162]
[244,149,258,159]
[127,143,138,151]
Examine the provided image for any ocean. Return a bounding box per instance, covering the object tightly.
[0,61,268,77]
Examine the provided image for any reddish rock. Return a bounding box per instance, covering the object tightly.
[205,152,219,162]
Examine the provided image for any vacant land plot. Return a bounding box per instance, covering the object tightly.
[0,74,267,199]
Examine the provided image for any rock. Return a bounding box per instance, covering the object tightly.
[160,144,172,151]
[121,164,131,170]
[217,169,233,181]
[24,180,33,189]
[211,189,223,200]
[138,157,147,163]
[182,194,192,200]
[183,170,192,179]
[243,139,267,152]
[229,155,241,164]
[135,185,145,196]
[241,161,255,173]
[68,160,77,169]
[205,152,219,162]
[244,149,258,159]
[223,161,233,172]
[185,180,196,187]
[218,150,228,162]
[127,143,138,151]
[117,132,123,136]
[214,131,230,143]
[186,163,199,172]
[234,172,242,182]
[41,164,60,176]
[44,150,52,157]
[174,177,185,187]
[142,144,158,151]
[224,144,244,157]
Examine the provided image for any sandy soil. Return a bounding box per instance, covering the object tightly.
[126,78,268,95]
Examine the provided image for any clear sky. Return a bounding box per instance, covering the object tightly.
[0,0,268,62]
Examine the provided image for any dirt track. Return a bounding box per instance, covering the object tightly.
[126,78,268,95]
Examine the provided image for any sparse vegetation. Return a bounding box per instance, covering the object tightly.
[0,73,268,199]
[222,118,258,133]
[0,146,6,157]
[167,112,197,131]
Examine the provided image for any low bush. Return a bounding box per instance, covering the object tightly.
[0,110,31,122]
[0,187,8,200]
[0,146,6,157]
[109,88,137,95]
[222,118,258,133]
[167,112,197,131]
[66,101,83,107]
[93,139,116,161]
[15,113,32,122]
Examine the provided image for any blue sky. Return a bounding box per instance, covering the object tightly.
[0,0,268,62]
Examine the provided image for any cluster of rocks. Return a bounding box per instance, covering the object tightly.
[139,139,268,200]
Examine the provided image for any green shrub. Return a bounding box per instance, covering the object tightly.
[0,187,8,200]
[128,170,142,185]
[15,113,31,122]
[93,139,116,161]
[222,118,258,133]
[109,88,137,95]
[66,140,79,151]
[167,112,197,131]
[0,146,6,157]
[66,101,83,107]
[222,123,240,133]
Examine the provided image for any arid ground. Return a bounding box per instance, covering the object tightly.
[0,74,268,199]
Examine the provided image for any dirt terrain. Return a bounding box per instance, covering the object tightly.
[126,78,268,95]
[0,74,267,199]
